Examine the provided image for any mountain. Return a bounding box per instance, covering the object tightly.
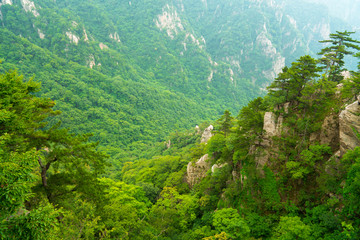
[3,0,360,239]
[0,0,351,160]
[118,51,360,239]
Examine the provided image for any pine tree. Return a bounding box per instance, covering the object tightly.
[267,66,290,104]
[318,31,360,82]
[268,55,321,104]
[216,110,233,138]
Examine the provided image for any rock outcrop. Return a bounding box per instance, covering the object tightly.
[155,4,184,39]
[187,101,360,187]
[254,108,285,168]
[320,114,339,151]
[99,43,109,50]
[186,154,211,187]
[66,31,80,45]
[201,125,213,143]
[186,125,214,186]
[255,100,360,169]
[20,0,39,17]
[339,101,360,156]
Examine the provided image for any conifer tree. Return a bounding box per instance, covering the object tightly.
[267,66,290,104]
[268,55,321,104]
[216,110,233,137]
[318,31,360,82]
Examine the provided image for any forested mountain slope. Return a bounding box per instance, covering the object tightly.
[0,0,350,159]
[3,30,360,239]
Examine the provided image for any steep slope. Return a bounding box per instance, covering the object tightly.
[0,0,351,159]
[0,28,214,159]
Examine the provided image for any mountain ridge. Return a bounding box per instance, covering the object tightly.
[0,0,352,160]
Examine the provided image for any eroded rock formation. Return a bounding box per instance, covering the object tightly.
[186,154,210,187]
[339,101,360,156]
[255,100,360,168]
[201,125,213,143]
[187,125,214,186]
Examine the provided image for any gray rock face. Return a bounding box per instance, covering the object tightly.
[211,163,228,173]
[320,114,339,151]
[339,101,360,156]
[263,112,277,137]
[255,110,284,168]
[186,101,360,187]
[255,100,360,169]
[186,154,211,187]
[254,99,360,169]
[201,125,213,143]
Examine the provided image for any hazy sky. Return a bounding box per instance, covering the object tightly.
[304,0,360,28]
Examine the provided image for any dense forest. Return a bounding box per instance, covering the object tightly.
[0,0,353,164]
[2,30,360,239]
[2,0,360,239]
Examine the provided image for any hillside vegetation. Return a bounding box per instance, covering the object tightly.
[0,0,351,162]
[2,30,360,239]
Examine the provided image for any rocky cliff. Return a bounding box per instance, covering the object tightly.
[339,101,360,155]
[255,100,360,168]
[186,125,213,187]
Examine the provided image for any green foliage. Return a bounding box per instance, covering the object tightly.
[318,31,360,82]
[149,187,199,237]
[260,167,281,210]
[212,208,250,240]
[0,140,60,239]
[342,71,360,101]
[97,178,151,239]
[1,203,60,240]
[272,216,312,240]
[121,155,186,192]
[203,232,228,240]
[57,197,103,240]
[286,144,331,179]
[246,213,273,239]
[343,147,360,229]
[216,110,234,138]
[304,204,342,240]
[2,1,360,237]
[268,55,322,104]
[0,145,37,218]
[0,69,109,239]
[206,134,226,161]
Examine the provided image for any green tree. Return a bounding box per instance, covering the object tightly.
[212,208,250,240]
[342,70,360,101]
[268,55,321,104]
[272,216,312,240]
[318,31,360,82]
[149,187,199,238]
[267,66,290,104]
[286,144,331,180]
[343,147,360,225]
[0,71,60,239]
[0,140,60,239]
[0,70,107,238]
[216,110,234,138]
[97,178,151,240]
[1,71,107,203]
